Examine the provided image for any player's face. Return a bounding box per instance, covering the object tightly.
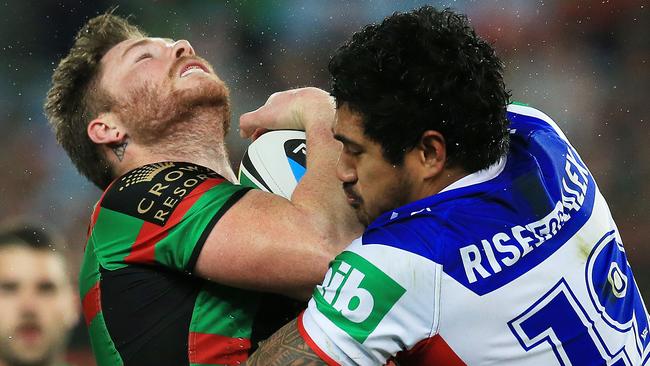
[98,37,230,144]
[334,105,417,226]
[0,246,77,365]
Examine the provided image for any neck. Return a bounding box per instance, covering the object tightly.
[417,166,469,200]
[109,107,237,182]
[140,146,236,182]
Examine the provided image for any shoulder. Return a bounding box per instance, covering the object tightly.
[361,210,454,266]
[506,103,569,142]
[99,162,239,226]
[304,231,441,364]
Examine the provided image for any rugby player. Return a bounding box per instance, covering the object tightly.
[244,6,650,365]
[0,223,78,366]
[44,13,361,366]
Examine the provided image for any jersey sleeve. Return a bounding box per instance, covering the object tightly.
[299,236,441,365]
[90,162,251,273]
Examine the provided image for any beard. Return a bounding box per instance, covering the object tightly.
[114,72,231,147]
[348,168,415,227]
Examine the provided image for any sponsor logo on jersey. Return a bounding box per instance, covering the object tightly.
[459,147,592,284]
[313,251,405,343]
[102,162,221,226]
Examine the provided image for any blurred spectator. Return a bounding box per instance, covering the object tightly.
[0,221,79,366]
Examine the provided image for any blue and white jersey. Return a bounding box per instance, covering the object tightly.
[300,104,650,365]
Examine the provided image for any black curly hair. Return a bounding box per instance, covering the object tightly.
[329,6,510,172]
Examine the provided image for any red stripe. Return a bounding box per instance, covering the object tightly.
[124,178,223,264]
[86,182,116,240]
[123,220,162,264]
[187,332,250,364]
[88,180,118,234]
[82,282,101,326]
[297,312,341,366]
[395,334,466,366]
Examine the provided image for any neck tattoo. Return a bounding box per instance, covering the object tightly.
[112,141,128,162]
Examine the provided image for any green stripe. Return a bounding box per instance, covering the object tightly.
[190,284,259,337]
[79,239,100,297]
[88,313,124,366]
[238,169,260,190]
[153,183,247,270]
[91,207,144,270]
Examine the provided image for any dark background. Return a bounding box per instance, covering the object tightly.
[0,1,647,364]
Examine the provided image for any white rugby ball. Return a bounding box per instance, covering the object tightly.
[238,130,307,199]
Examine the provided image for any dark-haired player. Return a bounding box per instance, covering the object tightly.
[244,6,650,365]
[0,223,78,366]
[45,12,361,366]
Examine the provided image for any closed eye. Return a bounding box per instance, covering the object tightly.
[343,144,362,156]
[135,52,152,62]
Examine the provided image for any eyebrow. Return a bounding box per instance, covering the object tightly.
[121,38,175,59]
[333,133,362,149]
[121,39,151,59]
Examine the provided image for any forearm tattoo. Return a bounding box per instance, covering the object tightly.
[245,319,327,366]
[112,141,128,161]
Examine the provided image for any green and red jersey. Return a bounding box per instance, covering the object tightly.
[79,162,300,366]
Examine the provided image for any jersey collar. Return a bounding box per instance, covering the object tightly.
[367,156,507,230]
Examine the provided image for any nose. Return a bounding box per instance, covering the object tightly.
[172,40,195,58]
[336,153,357,184]
[18,290,39,315]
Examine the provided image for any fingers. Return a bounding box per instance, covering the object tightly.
[238,87,332,139]
[239,93,285,138]
[239,108,262,138]
[250,128,269,141]
[238,92,292,139]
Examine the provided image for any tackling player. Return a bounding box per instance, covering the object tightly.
[244,6,650,365]
[44,12,361,366]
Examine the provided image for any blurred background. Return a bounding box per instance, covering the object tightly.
[0,0,647,364]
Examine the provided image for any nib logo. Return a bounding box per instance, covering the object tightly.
[319,261,374,323]
[313,251,405,343]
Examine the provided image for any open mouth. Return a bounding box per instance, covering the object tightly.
[179,62,209,78]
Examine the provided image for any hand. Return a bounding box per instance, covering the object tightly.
[239,87,336,140]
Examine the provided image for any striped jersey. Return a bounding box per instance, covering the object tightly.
[300,105,650,365]
[79,162,300,366]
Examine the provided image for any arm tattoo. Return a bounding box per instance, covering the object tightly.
[112,141,128,162]
[246,318,328,366]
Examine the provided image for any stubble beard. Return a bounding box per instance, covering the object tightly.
[115,75,231,155]
[354,168,415,227]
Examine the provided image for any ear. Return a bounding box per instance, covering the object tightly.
[87,114,126,145]
[416,130,447,179]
